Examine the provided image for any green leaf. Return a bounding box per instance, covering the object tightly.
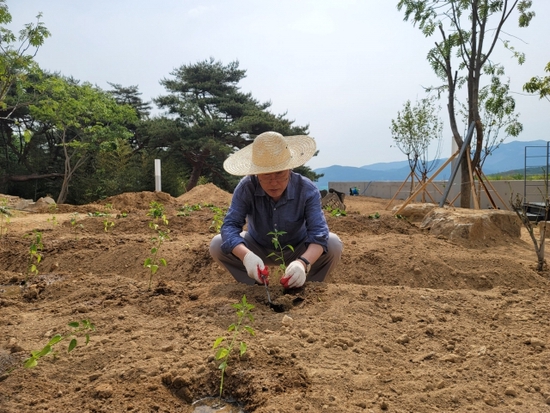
[35,345,52,358]
[23,129,33,143]
[228,323,236,332]
[67,338,77,353]
[219,361,227,371]
[47,334,63,346]
[213,337,224,349]
[244,325,255,336]
[215,348,229,360]
[24,357,38,368]
[68,321,79,328]
[239,342,247,356]
[85,334,90,345]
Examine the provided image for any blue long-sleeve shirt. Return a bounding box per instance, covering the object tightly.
[220,171,329,255]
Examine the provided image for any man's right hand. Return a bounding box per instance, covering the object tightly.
[243,251,269,284]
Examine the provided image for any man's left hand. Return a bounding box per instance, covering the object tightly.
[280,260,306,289]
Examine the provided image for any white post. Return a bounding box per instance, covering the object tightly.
[154,159,161,192]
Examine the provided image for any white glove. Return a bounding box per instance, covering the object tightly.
[243,251,268,284]
[280,260,306,289]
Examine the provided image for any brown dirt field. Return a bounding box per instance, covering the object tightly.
[1,184,550,413]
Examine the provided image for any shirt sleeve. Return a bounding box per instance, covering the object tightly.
[302,180,330,252]
[220,178,252,254]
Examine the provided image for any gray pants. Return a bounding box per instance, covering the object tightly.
[209,232,343,285]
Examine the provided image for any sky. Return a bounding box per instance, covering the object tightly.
[7,0,550,170]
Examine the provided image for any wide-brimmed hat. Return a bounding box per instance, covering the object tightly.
[223,131,316,176]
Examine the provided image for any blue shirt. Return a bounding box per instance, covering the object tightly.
[220,171,329,254]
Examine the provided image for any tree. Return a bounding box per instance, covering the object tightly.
[0,0,50,116]
[107,82,152,119]
[460,64,522,171]
[523,62,550,102]
[154,58,310,192]
[29,76,138,204]
[397,0,534,208]
[390,96,443,196]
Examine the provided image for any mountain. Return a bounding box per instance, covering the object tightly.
[313,140,549,190]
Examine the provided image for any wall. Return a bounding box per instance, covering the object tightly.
[330,180,543,210]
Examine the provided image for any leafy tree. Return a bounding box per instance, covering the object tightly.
[107,82,152,119]
[523,62,550,102]
[397,0,534,208]
[28,76,138,203]
[460,64,522,171]
[0,0,50,115]
[154,58,310,192]
[390,95,443,196]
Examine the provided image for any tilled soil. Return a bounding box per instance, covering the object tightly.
[1,184,549,413]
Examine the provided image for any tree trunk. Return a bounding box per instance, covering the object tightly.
[185,163,202,192]
[460,157,471,208]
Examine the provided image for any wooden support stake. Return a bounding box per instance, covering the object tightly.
[394,150,459,216]
[385,171,414,210]
[466,149,480,209]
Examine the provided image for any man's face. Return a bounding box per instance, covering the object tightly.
[257,170,290,200]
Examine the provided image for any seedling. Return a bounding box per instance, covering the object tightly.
[47,204,58,227]
[212,295,255,400]
[23,319,95,368]
[70,213,83,240]
[368,212,380,219]
[143,201,170,290]
[47,214,58,228]
[103,218,115,232]
[209,206,227,233]
[177,203,202,217]
[25,230,43,279]
[267,229,294,276]
[144,223,169,290]
[323,205,347,217]
[147,201,168,225]
[331,208,347,217]
[88,211,109,217]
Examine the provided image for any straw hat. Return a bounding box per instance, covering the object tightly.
[223,131,316,176]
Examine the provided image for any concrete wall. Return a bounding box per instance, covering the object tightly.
[329,180,544,210]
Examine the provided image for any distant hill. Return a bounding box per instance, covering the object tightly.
[313,140,549,190]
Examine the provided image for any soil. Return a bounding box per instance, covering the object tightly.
[1,183,550,413]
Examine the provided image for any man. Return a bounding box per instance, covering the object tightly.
[209,131,343,289]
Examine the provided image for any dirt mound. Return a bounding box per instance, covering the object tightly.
[176,183,232,207]
[100,191,177,212]
[420,207,522,248]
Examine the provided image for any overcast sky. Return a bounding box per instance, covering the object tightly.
[8,1,550,170]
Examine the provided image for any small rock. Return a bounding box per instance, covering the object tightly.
[504,387,517,397]
[93,383,113,399]
[525,338,545,347]
[440,353,461,363]
[484,395,497,406]
[88,373,101,381]
[282,315,293,326]
[390,313,404,322]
